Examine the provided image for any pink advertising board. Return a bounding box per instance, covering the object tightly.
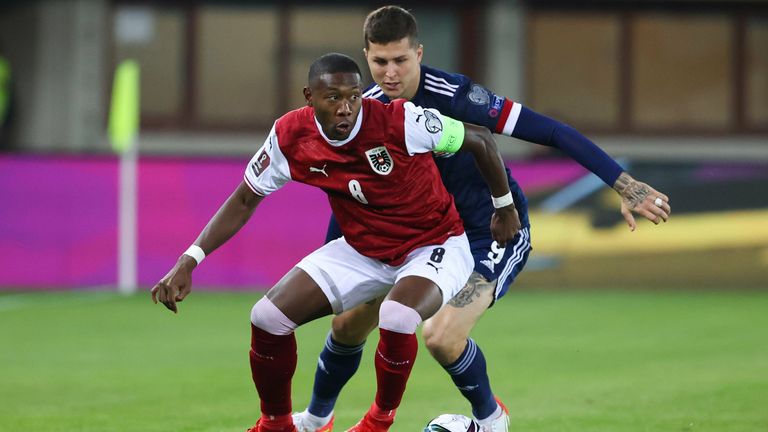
[0,155,585,290]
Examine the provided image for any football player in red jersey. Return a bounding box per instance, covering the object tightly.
[151,53,521,432]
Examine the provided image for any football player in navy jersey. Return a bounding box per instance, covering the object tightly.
[292,6,671,432]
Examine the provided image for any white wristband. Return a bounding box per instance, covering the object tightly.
[491,192,514,209]
[183,245,206,265]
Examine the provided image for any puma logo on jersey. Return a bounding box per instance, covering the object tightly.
[309,164,328,177]
[427,262,442,274]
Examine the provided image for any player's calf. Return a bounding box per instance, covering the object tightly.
[330,297,382,345]
[374,305,420,411]
[422,319,469,364]
[422,274,495,365]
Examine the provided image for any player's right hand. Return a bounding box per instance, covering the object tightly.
[151,256,196,313]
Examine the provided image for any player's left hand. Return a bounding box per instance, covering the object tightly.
[619,182,671,231]
[490,205,521,247]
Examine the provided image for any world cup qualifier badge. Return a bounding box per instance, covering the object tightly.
[250,148,271,177]
[365,146,394,175]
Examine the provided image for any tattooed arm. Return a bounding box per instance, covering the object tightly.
[613,172,671,231]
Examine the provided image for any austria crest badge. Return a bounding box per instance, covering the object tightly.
[365,146,394,175]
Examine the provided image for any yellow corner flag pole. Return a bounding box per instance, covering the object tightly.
[109,60,140,294]
[109,60,139,153]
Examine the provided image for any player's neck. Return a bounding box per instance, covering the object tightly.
[403,66,422,101]
[312,104,364,147]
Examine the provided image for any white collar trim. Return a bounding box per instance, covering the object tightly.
[313,105,364,147]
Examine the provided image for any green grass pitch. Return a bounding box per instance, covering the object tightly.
[1,289,766,431]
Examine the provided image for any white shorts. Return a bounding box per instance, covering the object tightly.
[296,233,473,314]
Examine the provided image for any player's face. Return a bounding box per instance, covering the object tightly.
[304,72,363,141]
[364,37,423,100]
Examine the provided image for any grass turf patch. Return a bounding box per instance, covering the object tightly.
[1,289,766,431]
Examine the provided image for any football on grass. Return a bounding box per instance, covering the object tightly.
[423,414,480,432]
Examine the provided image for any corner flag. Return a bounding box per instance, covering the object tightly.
[109,60,140,294]
[108,60,140,153]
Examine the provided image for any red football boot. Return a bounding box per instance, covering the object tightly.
[246,418,298,432]
[345,407,395,432]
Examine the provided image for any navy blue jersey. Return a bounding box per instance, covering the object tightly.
[326,64,624,290]
[363,64,530,232]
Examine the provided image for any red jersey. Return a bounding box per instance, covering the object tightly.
[244,98,464,265]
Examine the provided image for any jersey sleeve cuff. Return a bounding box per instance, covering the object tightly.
[494,100,522,136]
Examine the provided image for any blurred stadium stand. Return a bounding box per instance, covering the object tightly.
[0,0,766,290]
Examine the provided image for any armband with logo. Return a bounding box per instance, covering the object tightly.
[434,115,465,153]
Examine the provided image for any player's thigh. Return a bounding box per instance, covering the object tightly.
[386,276,444,320]
[423,271,496,344]
[331,296,385,345]
[295,237,392,314]
[389,233,474,320]
[266,267,333,326]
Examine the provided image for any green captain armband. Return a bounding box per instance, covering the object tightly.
[434,115,465,153]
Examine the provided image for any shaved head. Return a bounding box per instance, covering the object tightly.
[308,53,362,87]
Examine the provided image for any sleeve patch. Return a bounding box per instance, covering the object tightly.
[467,84,491,105]
[424,110,443,133]
[249,148,271,177]
[488,95,505,118]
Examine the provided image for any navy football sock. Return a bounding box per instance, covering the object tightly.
[443,338,497,420]
[307,332,365,417]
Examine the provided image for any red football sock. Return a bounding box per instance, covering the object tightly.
[373,328,418,412]
[249,324,297,422]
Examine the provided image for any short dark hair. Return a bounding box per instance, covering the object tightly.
[307,53,362,85]
[363,5,419,48]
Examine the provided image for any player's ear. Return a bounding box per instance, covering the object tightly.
[416,44,424,62]
[363,47,368,59]
[303,87,312,106]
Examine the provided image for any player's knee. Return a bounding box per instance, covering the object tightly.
[422,320,449,354]
[331,312,375,345]
[250,297,297,336]
[378,300,422,334]
[422,319,466,364]
[421,318,442,348]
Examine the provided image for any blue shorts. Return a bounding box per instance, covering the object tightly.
[467,225,532,300]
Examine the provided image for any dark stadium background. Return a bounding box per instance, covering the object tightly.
[0,1,766,431]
